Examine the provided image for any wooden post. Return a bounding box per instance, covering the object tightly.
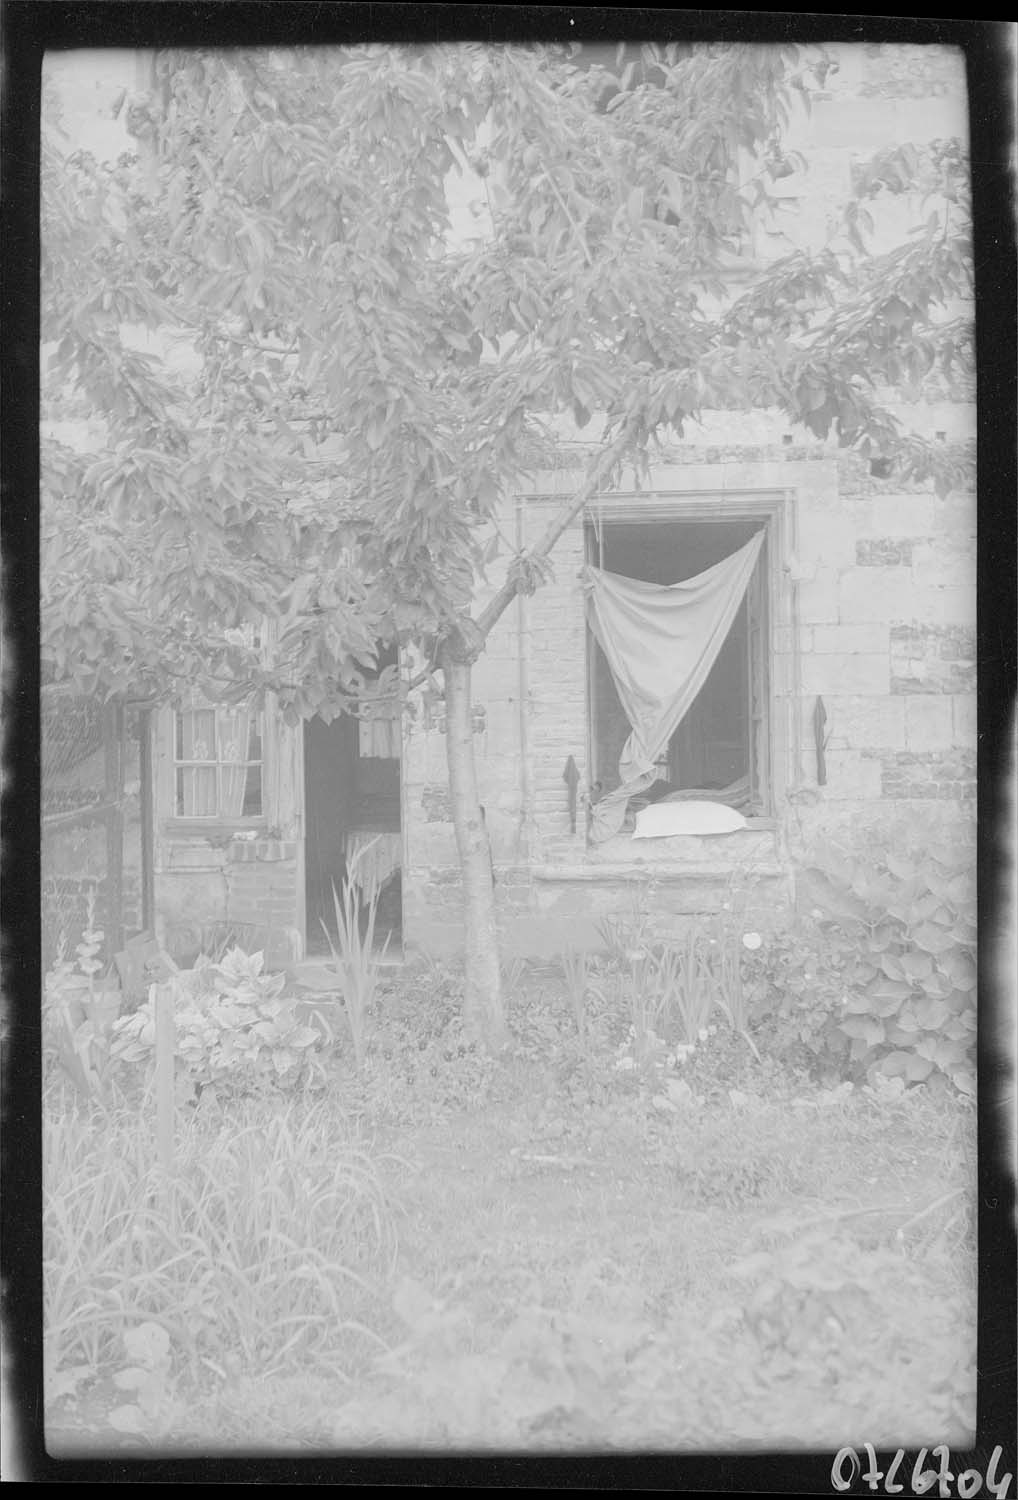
[153,981,175,1178]
[103,701,125,954]
[138,709,155,933]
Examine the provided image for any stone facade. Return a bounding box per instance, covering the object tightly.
[398,441,976,957]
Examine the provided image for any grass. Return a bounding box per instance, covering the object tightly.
[44,1081,398,1427]
[370,1068,975,1450]
[43,955,977,1454]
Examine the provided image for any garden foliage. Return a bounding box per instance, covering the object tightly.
[744,825,976,1094]
[595,894,759,1073]
[111,946,326,1101]
[44,1091,396,1396]
[43,901,120,1100]
[318,846,389,1070]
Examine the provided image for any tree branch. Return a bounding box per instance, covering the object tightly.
[222,334,301,357]
[473,430,633,642]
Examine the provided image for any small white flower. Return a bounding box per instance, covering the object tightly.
[698,1027,709,1043]
[811,907,824,920]
[742,932,762,951]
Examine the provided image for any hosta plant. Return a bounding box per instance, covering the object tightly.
[745,824,976,1095]
[111,946,326,1101]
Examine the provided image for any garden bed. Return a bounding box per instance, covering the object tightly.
[44,956,976,1456]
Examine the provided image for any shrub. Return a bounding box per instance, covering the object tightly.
[744,824,976,1095]
[741,922,847,1069]
[111,947,327,1102]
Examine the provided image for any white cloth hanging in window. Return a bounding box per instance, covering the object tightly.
[583,530,765,842]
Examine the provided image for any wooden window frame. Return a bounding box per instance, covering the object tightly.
[157,700,272,836]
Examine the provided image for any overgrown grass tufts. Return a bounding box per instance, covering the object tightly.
[44,1084,398,1396]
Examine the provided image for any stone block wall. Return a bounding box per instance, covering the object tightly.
[401,441,976,957]
[788,451,976,848]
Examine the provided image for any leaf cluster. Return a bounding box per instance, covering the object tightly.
[111,946,328,1100]
[744,821,976,1094]
[42,42,973,701]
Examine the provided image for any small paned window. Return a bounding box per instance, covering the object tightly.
[174,706,263,819]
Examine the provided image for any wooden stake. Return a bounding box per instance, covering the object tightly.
[153,981,175,1177]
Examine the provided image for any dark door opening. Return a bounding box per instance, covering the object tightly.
[585,517,769,815]
[303,652,402,958]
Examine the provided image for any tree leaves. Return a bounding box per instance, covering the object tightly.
[43,42,973,708]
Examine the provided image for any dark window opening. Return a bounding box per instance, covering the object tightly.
[585,517,770,818]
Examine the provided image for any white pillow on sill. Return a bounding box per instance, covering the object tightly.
[632,800,748,839]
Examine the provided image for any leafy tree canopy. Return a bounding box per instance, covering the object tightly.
[41,41,974,712]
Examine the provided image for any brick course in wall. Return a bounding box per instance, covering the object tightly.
[890,624,976,694]
[224,843,299,964]
[856,537,917,567]
[869,748,976,801]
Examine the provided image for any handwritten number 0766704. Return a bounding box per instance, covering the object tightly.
[831,1445,1012,1498]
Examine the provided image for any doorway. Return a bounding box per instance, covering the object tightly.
[303,653,403,957]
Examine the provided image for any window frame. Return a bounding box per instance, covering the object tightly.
[157,698,271,836]
[582,489,788,829]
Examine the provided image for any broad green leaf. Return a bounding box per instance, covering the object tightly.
[912,922,955,955]
[839,1015,884,1047]
[877,1050,934,1082]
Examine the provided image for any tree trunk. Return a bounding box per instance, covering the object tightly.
[440,641,508,1052]
[428,433,636,1047]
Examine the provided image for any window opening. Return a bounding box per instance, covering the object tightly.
[585,516,769,821]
